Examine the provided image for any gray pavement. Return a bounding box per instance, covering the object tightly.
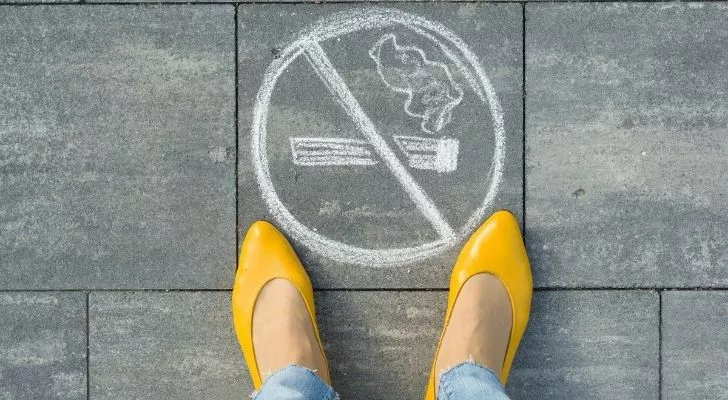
[0,2,726,399]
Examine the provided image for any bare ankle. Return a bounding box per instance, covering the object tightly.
[252,279,329,383]
[435,274,512,379]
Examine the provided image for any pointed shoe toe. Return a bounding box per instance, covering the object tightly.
[425,210,533,399]
[231,221,327,389]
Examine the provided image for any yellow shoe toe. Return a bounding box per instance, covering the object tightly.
[232,221,329,389]
[425,210,533,399]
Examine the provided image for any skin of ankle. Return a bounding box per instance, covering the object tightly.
[252,279,329,383]
[435,274,513,379]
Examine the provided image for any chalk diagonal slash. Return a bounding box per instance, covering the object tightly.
[301,40,457,240]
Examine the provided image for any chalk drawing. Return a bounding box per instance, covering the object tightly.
[251,8,506,268]
[290,137,378,166]
[369,33,464,135]
[302,40,456,239]
[291,135,459,173]
[393,135,459,173]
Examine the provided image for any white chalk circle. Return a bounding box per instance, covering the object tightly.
[252,8,505,268]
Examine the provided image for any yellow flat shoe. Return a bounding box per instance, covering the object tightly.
[232,220,330,389]
[425,210,533,400]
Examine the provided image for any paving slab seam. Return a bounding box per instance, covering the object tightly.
[4,287,728,293]
[234,4,240,261]
[521,2,527,237]
[535,286,728,291]
[660,287,728,292]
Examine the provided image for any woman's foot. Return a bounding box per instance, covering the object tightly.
[252,278,330,383]
[434,273,512,380]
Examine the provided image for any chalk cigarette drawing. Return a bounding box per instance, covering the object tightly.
[369,33,464,135]
[290,137,378,166]
[290,135,459,173]
[393,135,459,173]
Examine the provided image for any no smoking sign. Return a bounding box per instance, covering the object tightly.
[248,8,509,268]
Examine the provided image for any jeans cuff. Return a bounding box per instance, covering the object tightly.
[438,360,507,400]
[252,364,338,400]
[438,360,500,381]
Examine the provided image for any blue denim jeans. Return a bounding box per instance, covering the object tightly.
[253,362,510,400]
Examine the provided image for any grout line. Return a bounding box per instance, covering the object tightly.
[521,2,527,235]
[658,289,663,400]
[234,4,240,267]
[3,287,728,293]
[317,287,682,292]
[85,292,90,400]
[0,288,237,293]
[536,287,665,292]
[534,286,728,291]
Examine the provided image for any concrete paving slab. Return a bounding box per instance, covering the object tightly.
[89,292,250,399]
[2,0,76,3]
[86,0,513,3]
[87,289,660,398]
[0,6,236,289]
[88,290,445,399]
[526,3,728,288]
[88,0,222,3]
[663,291,728,400]
[238,4,523,289]
[507,290,659,400]
[0,292,86,400]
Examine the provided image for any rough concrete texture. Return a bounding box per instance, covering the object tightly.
[0,6,236,289]
[89,0,223,3]
[663,291,728,399]
[317,291,446,398]
[526,3,728,288]
[86,290,662,398]
[84,0,514,3]
[238,3,523,288]
[2,0,76,3]
[507,291,660,399]
[88,290,445,399]
[89,292,251,399]
[0,292,86,400]
[0,0,75,3]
